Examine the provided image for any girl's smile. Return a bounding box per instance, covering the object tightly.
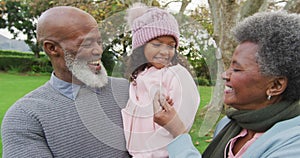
[144,36,176,69]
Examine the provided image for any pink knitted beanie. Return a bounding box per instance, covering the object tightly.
[126,3,180,50]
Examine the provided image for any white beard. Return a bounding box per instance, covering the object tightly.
[65,52,108,88]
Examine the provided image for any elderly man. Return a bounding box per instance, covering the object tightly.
[1,6,131,157]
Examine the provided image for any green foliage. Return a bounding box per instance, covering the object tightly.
[0,50,52,73]
[0,0,128,57]
[7,65,25,73]
[29,57,53,74]
[0,56,33,72]
[102,50,116,76]
[0,0,50,57]
[0,49,38,57]
[0,0,212,81]
[196,77,210,86]
[0,1,6,28]
[189,6,213,36]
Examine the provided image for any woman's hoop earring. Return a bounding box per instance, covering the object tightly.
[267,95,272,100]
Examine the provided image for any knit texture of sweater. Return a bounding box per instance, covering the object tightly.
[1,77,131,158]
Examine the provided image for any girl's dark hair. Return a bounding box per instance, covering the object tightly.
[124,45,184,82]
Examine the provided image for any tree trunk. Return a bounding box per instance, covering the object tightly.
[198,48,225,136]
[30,42,41,58]
[200,0,265,134]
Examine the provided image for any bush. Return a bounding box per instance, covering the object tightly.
[0,50,46,57]
[31,57,53,73]
[0,50,52,73]
[0,56,33,72]
[196,77,210,86]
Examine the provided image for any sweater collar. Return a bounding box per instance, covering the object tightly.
[49,72,81,100]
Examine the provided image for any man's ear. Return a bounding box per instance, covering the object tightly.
[267,77,288,96]
[43,40,61,57]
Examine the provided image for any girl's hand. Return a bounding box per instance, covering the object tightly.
[165,95,174,106]
[153,92,187,137]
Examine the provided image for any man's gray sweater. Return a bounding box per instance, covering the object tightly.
[1,77,131,158]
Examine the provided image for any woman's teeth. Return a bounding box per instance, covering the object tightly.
[225,86,233,91]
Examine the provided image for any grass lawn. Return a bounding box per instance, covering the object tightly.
[190,86,220,153]
[0,72,50,156]
[0,72,215,155]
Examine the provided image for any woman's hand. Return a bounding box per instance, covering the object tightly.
[153,91,187,137]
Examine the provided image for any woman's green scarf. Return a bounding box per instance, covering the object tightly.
[202,100,300,158]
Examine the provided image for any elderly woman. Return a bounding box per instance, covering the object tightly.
[154,11,300,158]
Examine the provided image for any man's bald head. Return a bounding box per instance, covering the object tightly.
[37,6,98,43]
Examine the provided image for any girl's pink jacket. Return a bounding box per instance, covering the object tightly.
[122,64,200,158]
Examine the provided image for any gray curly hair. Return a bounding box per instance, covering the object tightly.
[232,11,300,102]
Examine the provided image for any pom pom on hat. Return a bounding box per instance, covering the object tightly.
[126,3,148,30]
[126,3,180,50]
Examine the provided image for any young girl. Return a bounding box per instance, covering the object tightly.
[121,3,200,157]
